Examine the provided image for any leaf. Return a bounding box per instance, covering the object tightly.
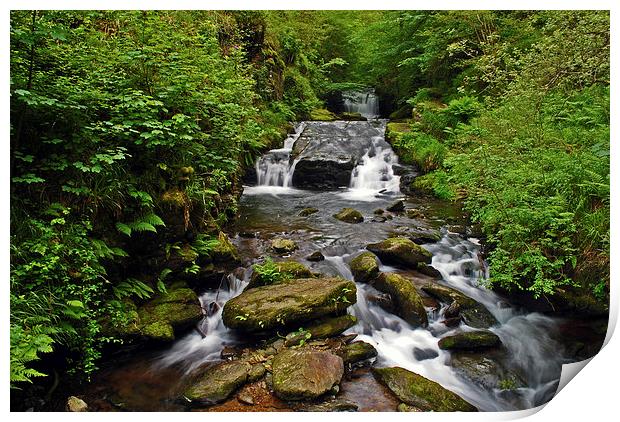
[115,222,132,236]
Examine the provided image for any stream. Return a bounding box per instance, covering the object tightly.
[81,100,596,412]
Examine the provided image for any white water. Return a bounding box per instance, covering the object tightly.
[255,122,306,189]
[343,89,380,120]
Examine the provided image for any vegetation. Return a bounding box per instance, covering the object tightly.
[10,9,609,398]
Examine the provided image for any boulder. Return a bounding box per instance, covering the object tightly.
[422,283,498,329]
[306,251,325,262]
[66,396,88,412]
[417,263,442,278]
[309,108,338,121]
[270,238,298,254]
[333,208,364,224]
[284,315,358,346]
[438,330,501,351]
[299,398,358,412]
[386,200,405,212]
[413,348,439,361]
[449,354,525,391]
[339,112,367,121]
[184,361,251,405]
[367,237,432,268]
[222,278,357,332]
[373,273,428,328]
[372,367,477,412]
[209,232,241,266]
[299,207,319,217]
[247,260,313,289]
[272,348,344,400]
[349,251,380,283]
[337,341,378,365]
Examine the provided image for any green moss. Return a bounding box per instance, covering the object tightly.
[184,361,251,405]
[350,252,380,283]
[338,341,377,364]
[309,108,337,121]
[270,238,298,254]
[367,237,432,268]
[210,231,240,264]
[333,208,364,223]
[374,273,428,328]
[248,260,314,289]
[141,321,175,342]
[438,330,501,350]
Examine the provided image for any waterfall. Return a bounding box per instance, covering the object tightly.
[343,89,380,119]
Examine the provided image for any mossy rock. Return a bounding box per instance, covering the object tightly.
[209,232,241,266]
[141,321,175,342]
[222,278,357,332]
[272,348,344,400]
[386,200,405,212]
[339,112,367,121]
[337,341,378,365]
[285,314,358,346]
[247,260,314,289]
[333,208,364,224]
[309,108,338,121]
[270,238,298,254]
[367,237,432,268]
[183,361,252,405]
[350,251,380,283]
[373,273,428,328]
[298,207,319,217]
[422,283,498,329]
[372,367,477,412]
[438,330,501,351]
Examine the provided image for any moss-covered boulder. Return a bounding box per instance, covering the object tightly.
[339,112,367,121]
[333,208,364,223]
[386,200,405,212]
[438,330,501,351]
[338,341,378,365]
[350,251,380,283]
[272,348,344,400]
[367,237,432,268]
[422,283,499,329]
[309,108,337,121]
[306,251,325,262]
[209,232,241,266]
[183,361,252,405]
[222,278,357,332]
[247,260,314,290]
[284,315,357,347]
[137,287,203,342]
[270,238,298,254]
[298,207,319,217]
[373,273,428,328]
[372,367,477,412]
[417,263,442,278]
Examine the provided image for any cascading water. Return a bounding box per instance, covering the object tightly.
[343,89,380,120]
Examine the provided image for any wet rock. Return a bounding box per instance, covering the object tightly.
[367,292,395,313]
[238,231,256,238]
[422,283,499,329]
[399,173,418,196]
[339,111,367,121]
[373,208,385,215]
[367,237,432,268]
[397,403,423,412]
[221,346,242,360]
[247,260,313,289]
[298,207,319,217]
[66,396,88,412]
[386,200,405,212]
[136,287,203,342]
[438,330,501,351]
[405,208,424,219]
[270,238,298,254]
[333,208,364,224]
[237,391,254,405]
[284,315,357,346]
[309,108,338,121]
[306,251,325,262]
[372,367,477,412]
[184,361,252,405]
[449,354,525,391]
[222,278,357,332]
[272,349,344,400]
[298,398,358,412]
[209,232,241,267]
[248,364,267,382]
[338,341,378,365]
[416,263,442,278]
[349,251,380,283]
[442,317,462,328]
[371,216,387,223]
[373,273,428,327]
[413,348,439,361]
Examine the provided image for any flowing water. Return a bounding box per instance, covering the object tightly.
[343,89,380,119]
[82,118,590,412]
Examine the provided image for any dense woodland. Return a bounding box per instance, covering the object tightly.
[10,10,609,402]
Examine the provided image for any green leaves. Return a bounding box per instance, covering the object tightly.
[116,213,166,236]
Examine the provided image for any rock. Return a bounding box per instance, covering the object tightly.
[372,367,477,412]
[306,251,325,262]
[367,237,432,268]
[338,341,378,365]
[272,348,344,400]
[209,232,241,266]
[247,260,313,289]
[184,361,251,405]
[237,391,254,405]
[222,278,357,332]
[405,209,424,219]
[339,112,367,121]
[299,207,319,217]
[284,315,357,346]
[309,108,338,121]
[399,173,419,196]
[367,292,395,313]
[299,398,358,412]
[349,251,380,283]
[373,273,428,328]
[137,287,203,342]
[66,396,88,412]
[397,403,423,412]
[371,216,387,223]
[422,283,499,329]
[416,263,442,278]
[438,330,501,350]
[333,208,364,223]
[386,200,405,212]
[442,317,462,328]
[413,348,439,361]
[449,354,525,391]
[373,208,385,215]
[270,238,298,254]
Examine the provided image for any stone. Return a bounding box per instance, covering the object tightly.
[209,232,241,266]
[373,208,385,215]
[222,278,357,332]
[270,238,298,254]
[299,398,358,412]
[299,207,319,217]
[66,396,88,412]
[333,208,364,223]
[306,251,325,262]
[417,263,442,278]
[438,330,502,351]
[367,237,432,268]
[338,341,378,365]
[386,200,405,212]
[449,354,525,391]
[367,292,395,313]
[373,273,428,328]
[422,283,499,329]
[339,112,367,121]
[309,108,337,121]
[405,209,424,219]
[372,367,477,412]
[284,315,357,347]
[371,216,387,223]
[413,348,439,361]
[272,349,344,400]
[397,403,423,412]
[349,251,380,283]
[184,361,252,405]
[247,260,313,289]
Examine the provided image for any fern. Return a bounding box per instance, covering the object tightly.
[115,213,166,236]
[113,278,154,300]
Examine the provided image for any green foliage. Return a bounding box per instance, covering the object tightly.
[252,257,285,285]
